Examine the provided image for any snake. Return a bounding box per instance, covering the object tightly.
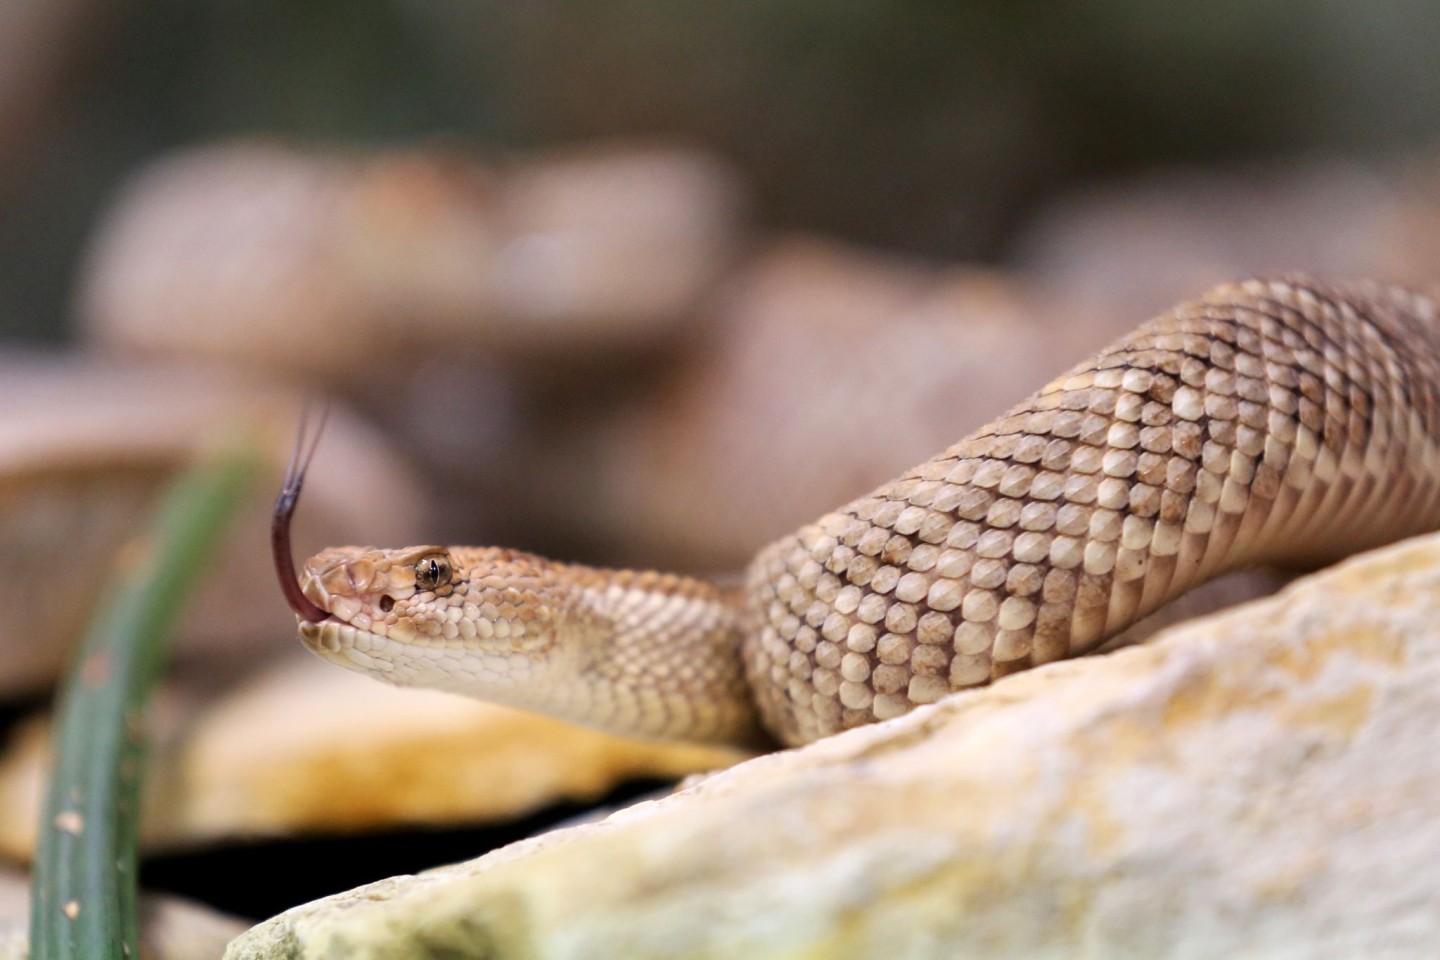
[273,276,1440,748]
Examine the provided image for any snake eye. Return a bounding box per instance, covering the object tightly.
[414,555,451,591]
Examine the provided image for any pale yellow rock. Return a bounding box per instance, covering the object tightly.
[229,532,1440,959]
[0,656,747,859]
[0,865,247,960]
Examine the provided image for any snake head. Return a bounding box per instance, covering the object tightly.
[298,544,450,627]
[273,409,598,711]
[294,544,569,695]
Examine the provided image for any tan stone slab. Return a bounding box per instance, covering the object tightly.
[0,655,747,859]
[230,531,1440,959]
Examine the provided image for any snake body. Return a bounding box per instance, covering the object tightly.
[293,277,1440,747]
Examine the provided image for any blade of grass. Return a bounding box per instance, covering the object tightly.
[30,447,259,959]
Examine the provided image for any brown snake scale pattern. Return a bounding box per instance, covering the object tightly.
[291,277,1440,748]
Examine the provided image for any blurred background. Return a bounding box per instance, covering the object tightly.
[10,0,1440,567]
[9,0,1440,336]
[4,0,1440,932]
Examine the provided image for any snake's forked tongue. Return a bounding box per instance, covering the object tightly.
[273,403,335,624]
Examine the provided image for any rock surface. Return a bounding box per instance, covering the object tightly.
[229,531,1440,959]
[0,656,746,858]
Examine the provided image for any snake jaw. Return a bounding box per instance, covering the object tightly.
[298,621,402,679]
[297,620,335,654]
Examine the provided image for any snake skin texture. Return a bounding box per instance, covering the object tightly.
[295,277,1440,747]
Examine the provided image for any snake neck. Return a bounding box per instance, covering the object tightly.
[296,544,768,748]
[561,568,769,747]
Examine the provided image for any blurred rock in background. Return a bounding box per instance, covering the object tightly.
[1373,145,1440,291]
[1010,155,1411,324]
[0,655,746,859]
[75,139,750,552]
[78,141,747,380]
[573,238,1093,570]
[0,356,426,694]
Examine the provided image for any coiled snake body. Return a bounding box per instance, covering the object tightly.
[276,277,1440,748]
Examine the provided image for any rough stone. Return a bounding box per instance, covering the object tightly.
[230,531,1440,959]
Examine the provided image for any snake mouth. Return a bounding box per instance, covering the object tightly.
[298,619,395,676]
[297,620,330,654]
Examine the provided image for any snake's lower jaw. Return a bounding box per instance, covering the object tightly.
[297,620,332,655]
[299,619,519,697]
[297,620,395,679]
[298,621,361,675]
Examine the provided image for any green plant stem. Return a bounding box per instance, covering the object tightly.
[30,448,258,959]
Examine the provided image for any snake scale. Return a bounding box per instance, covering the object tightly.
[275,277,1440,748]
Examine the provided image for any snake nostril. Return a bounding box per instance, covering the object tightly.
[379,596,395,613]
